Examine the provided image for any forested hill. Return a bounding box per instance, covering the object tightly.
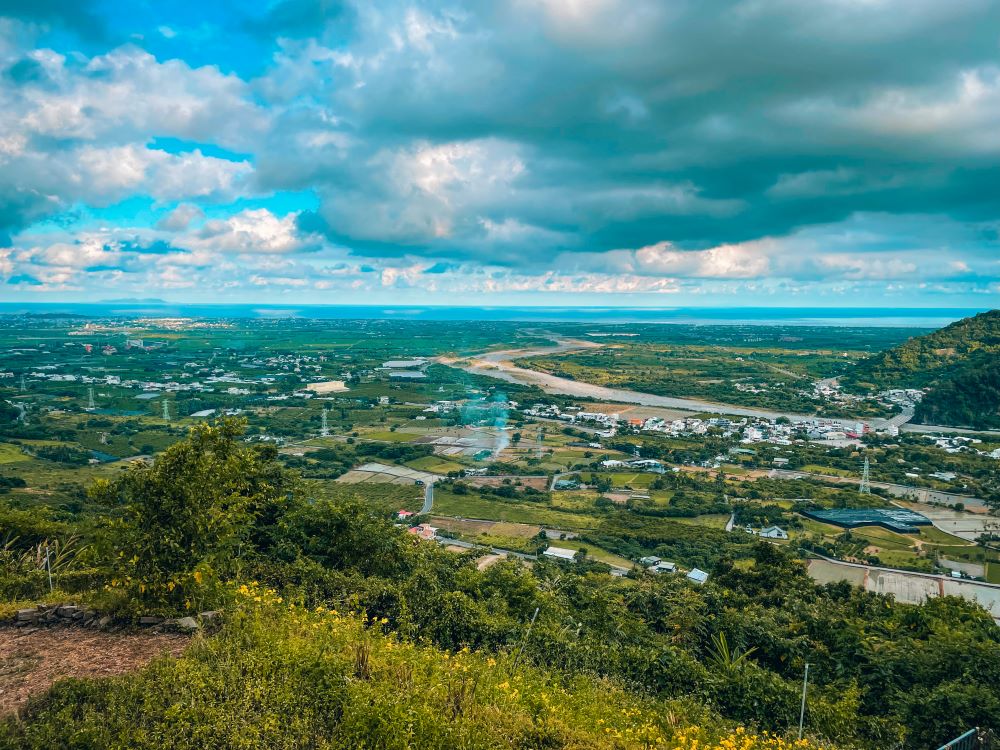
[846,309,1000,428]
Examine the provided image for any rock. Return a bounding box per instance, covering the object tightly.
[57,605,80,618]
[173,616,199,632]
[97,615,113,629]
[15,608,38,622]
[139,616,165,626]
[198,610,221,623]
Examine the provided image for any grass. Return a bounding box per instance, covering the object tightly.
[404,455,465,474]
[851,527,915,552]
[363,430,422,442]
[917,525,971,546]
[795,518,844,536]
[0,590,828,750]
[801,465,853,477]
[582,472,657,488]
[986,562,1000,584]
[672,514,731,530]
[0,443,28,464]
[549,538,635,569]
[304,480,424,513]
[432,489,600,530]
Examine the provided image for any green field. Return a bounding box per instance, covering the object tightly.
[432,488,599,530]
[0,442,28,463]
[404,455,466,474]
[364,430,423,442]
[547,538,635,569]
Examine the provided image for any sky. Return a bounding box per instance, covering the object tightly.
[1,0,999,308]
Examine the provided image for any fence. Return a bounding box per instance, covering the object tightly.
[937,729,998,750]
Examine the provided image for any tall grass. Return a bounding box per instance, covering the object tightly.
[1,583,836,750]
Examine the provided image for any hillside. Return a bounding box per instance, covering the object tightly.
[2,420,998,749]
[845,310,1000,428]
[0,593,827,750]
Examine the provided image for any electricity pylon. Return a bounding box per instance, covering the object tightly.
[859,456,871,494]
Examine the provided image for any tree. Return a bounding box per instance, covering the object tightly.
[94,418,295,611]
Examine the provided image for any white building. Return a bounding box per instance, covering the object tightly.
[758,525,789,540]
[686,568,709,585]
[543,546,578,562]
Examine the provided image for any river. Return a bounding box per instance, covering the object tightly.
[444,339,878,427]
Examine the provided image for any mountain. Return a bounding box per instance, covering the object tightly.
[846,310,1000,428]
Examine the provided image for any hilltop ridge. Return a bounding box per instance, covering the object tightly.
[845,310,1000,428]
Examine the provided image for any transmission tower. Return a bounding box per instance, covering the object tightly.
[162,399,171,421]
[19,374,25,392]
[320,407,329,437]
[87,387,96,410]
[859,456,871,494]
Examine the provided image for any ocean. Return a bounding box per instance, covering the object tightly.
[0,302,986,328]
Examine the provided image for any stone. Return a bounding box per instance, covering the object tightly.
[57,605,80,618]
[139,616,164,626]
[97,615,113,629]
[173,616,199,632]
[198,610,221,623]
[15,608,38,622]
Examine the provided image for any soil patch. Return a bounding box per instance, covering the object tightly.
[0,626,189,716]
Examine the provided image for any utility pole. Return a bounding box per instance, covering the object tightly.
[798,662,810,740]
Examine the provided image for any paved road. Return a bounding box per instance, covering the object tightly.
[420,482,434,515]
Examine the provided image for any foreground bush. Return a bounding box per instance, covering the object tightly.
[0,585,836,750]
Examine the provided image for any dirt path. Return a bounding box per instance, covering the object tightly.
[0,626,190,716]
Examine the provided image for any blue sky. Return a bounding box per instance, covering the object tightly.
[1,0,999,307]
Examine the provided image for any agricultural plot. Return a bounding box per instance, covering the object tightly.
[463,475,550,491]
[431,488,599,530]
[404,455,466,474]
[304,480,424,513]
[336,462,440,485]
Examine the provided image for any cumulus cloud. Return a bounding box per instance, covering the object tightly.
[2,0,1000,303]
[156,203,205,232]
[185,209,318,255]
